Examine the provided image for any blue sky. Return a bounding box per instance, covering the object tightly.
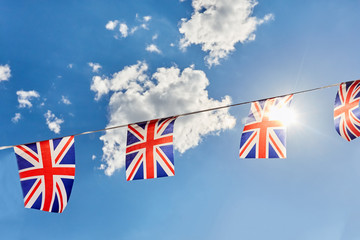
[1,0,360,239]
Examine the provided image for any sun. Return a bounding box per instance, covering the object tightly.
[268,107,297,126]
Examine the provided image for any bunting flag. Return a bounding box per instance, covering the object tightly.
[334,80,360,141]
[125,117,177,181]
[239,95,293,158]
[3,80,357,213]
[14,136,76,213]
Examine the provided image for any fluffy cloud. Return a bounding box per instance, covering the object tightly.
[179,0,273,66]
[106,20,129,38]
[146,44,162,54]
[61,96,71,105]
[119,23,129,37]
[143,16,152,22]
[91,61,236,176]
[88,62,102,73]
[106,15,152,38]
[90,61,148,101]
[0,64,11,81]
[44,110,64,134]
[67,63,73,69]
[105,20,119,30]
[11,113,21,123]
[16,90,40,108]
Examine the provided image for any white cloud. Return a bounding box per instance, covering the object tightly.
[91,61,236,176]
[106,15,152,38]
[143,16,152,22]
[179,0,274,67]
[170,43,175,47]
[11,113,21,123]
[152,34,158,40]
[0,64,11,81]
[146,44,162,54]
[90,76,110,101]
[92,155,96,160]
[61,96,71,105]
[106,20,129,38]
[129,26,138,35]
[16,90,40,108]
[105,20,119,30]
[141,23,148,30]
[67,64,73,69]
[90,61,148,101]
[119,23,129,37]
[44,110,64,134]
[88,62,102,73]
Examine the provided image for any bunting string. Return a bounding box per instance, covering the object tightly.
[0,82,342,151]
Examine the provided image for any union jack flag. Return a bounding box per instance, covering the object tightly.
[239,95,293,158]
[126,117,177,181]
[14,136,75,213]
[334,80,360,141]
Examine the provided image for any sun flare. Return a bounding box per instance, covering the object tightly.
[268,107,297,126]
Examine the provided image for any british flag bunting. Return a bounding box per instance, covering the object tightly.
[239,95,293,158]
[14,136,75,213]
[125,117,177,181]
[334,80,360,141]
